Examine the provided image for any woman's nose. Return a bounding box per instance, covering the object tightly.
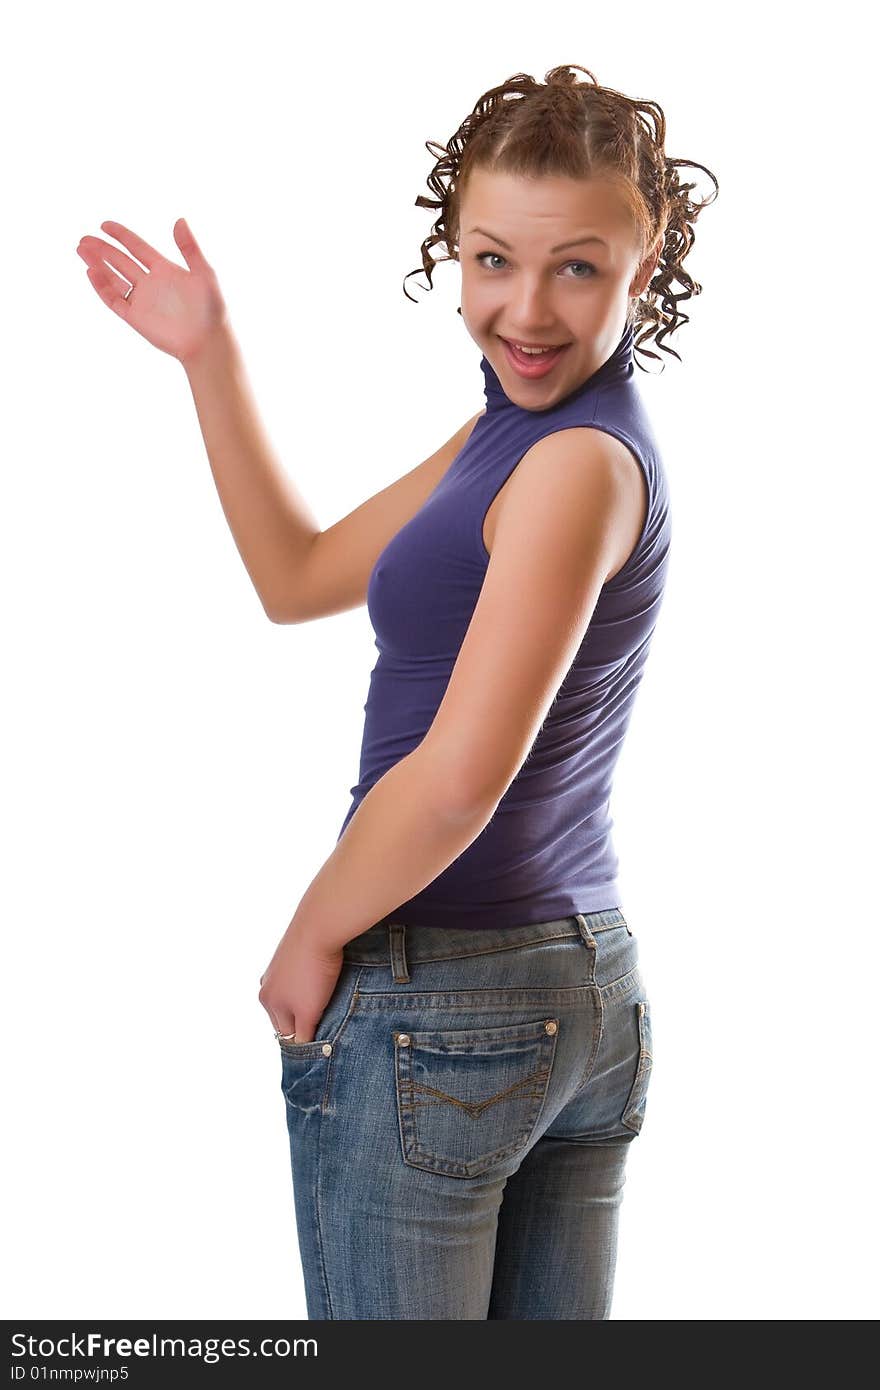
[508,284,557,331]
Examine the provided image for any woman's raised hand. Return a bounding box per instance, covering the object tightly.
[76,218,229,365]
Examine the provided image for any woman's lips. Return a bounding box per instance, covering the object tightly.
[499,337,571,379]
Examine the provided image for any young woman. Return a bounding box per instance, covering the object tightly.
[77,64,717,1319]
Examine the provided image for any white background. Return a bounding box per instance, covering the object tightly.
[3,0,876,1322]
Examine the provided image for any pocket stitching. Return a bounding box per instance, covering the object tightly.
[409,1064,553,1118]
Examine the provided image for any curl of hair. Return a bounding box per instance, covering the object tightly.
[403,64,719,372]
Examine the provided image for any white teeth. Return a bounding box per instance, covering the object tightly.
[511,342,558,355]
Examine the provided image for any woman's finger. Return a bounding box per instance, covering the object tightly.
[78,237,145,293]
[99,220,164,272]
[262,996,297,1039]
[83,261,137,318]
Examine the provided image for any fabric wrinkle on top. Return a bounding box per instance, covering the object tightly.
[336,320,672,929]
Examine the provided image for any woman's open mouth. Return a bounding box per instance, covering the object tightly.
[499,337,571,379]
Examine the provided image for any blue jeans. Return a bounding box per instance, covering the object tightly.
[277,907,653,1319]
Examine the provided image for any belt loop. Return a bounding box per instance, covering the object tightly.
[574,913,599,984]
[574,912,598,949]
[388,922,410,983]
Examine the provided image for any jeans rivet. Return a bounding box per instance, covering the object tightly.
[545,1020,558,1035]
[322,1043,332,1056]
[396,1033,411,1046]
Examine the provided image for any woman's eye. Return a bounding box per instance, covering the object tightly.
[474,252,595,278]
[475,252,507,271]
[565,261,596,279]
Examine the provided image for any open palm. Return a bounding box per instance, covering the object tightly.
[76,217,228,365]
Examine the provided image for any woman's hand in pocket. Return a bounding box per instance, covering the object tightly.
[258,919,345,1043]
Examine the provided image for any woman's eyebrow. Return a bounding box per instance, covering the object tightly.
[466,226,609,252]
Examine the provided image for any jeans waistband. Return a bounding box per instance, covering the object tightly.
[342,908,630,982]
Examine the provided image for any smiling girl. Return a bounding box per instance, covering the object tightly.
[77,63,717,1320]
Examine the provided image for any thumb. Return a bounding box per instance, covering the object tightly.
[174,216,212,275]
[289,1010,322,1044]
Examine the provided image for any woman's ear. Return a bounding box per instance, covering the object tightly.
[630,236,663,298]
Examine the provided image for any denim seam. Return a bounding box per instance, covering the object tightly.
[598,965,642,1001]
[313,1093,330,1318]
[320,966,365,1113]
[571,984,605,1100]
[314,965,364,1322]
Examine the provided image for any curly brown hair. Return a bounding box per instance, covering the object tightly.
[403,64,719,372]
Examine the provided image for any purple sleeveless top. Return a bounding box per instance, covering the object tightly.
[337,320,672,928]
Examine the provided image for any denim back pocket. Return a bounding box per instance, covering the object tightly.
[621,999,653,1134]
[393,1015,559,1178]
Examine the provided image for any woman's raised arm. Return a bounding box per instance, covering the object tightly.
[76,218,483,624]
[76,217,321,619]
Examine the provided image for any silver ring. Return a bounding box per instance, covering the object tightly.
[274,1030,297,1041]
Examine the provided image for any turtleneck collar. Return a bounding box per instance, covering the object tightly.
[479,320,635,415]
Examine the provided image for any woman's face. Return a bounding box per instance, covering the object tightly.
[457,167,654,409]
